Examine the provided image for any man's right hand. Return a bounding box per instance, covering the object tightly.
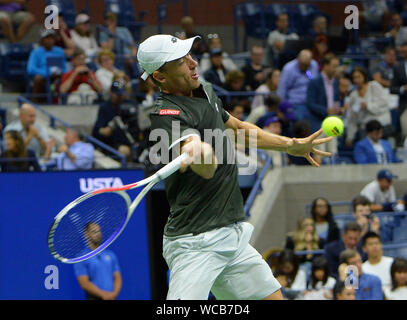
[100,291,116,300]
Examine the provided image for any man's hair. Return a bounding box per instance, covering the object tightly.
[339,248,359,264]
[343,221,362,234]
[333,281,347,299]
[293,120,310,138]
[225,99,243,112]
[361,231,381,247]
[321,53,338,67]
[384,46,396,54]
[265,93,281,108]
[72,48,85,59]
[97,49,115,64]
[365,119,383,133]
[225,70,245,84]
[352,195,371,212]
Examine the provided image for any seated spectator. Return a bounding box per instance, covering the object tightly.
[59,48,103,105]
[307,15,328,39]
[0,0,34,43]
[351,195,393,244]
[385,13,407,49]
[27,29,67,103]
[92,77,134,161]
[274,249,307,299]
[247,93,282,125]
[99,12,138,77]
[199,33,237,73]
[223,70,250,112]
[346,67,392,148]
[384,257,407,300]
[338,75,351,110]
[224,100,244,121]
[95,49,120,95]
[285,216,324,263]
[277,50,319,122]
[251,69,280,110]
[353,120,398,164]
[4,103,50,157]
[266,13,299,67]
[45,128,94,171]
[360,169,404,212]
[324,221,367,279]
[71,13,99,63]
[333,280,356,300]
[310,197,340,245]
[203,48,229,88]
[54,12,75,58]
[371,47,397,90]
[179,16,207,57]
[311,34,330,70]
[303,256,336,300]
[362,232,394,291]
[260,114,285,167]
[241,46,271,91]
[0,130,40,172]
[338,249,383,300]
[360,0,389,33]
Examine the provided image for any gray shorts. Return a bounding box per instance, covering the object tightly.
[163,221,281,300]
[0,11,29,24]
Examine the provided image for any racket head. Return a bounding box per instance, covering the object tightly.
[48,190,131,264]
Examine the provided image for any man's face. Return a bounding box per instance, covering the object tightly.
[339,78,351,96]
[210,54,223,68]
[251,47,264,65]
[42,36,55,50]
[64,130,78,146]
[363,237,383,259]
[20,108,36,128]
[391,14,402,28]
[353,204,371,220]
[347,253,363,276]
[337,287,356,300]
[230,105,244,120]
[73,54,87,68]
[265,121,282,135]
[343,231,360,249]
[157,53,200,96]
[85,223,102,247]
[276,14,289,31]
[368,129,383,142]
[378,178,391,191]
[324,58,340,78]
[385,49,397,66]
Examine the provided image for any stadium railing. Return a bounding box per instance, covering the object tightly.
[17,96,127,167]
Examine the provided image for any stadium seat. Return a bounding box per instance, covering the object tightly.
[46,0,77,28]
[393,226,407,243]
[0,43,34,82]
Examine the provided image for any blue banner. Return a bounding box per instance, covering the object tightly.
[0,169,150,300]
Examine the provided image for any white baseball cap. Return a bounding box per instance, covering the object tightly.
[137,34,200,80]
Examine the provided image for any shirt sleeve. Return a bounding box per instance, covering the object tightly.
[111,252,121,273]
[73,261,89,277]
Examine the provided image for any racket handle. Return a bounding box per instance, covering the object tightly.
[155,153,189,181]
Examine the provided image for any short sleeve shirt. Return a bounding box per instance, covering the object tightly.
[149,79,245,237]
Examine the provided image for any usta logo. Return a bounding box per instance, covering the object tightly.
[79,177,124,193]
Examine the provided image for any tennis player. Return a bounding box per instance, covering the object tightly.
[137,35,333,300]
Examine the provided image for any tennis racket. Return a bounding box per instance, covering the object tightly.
[47,152,188,264]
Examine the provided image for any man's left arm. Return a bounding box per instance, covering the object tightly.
[225,114,332,167]
[112,271,122,299]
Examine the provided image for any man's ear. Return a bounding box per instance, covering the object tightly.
[152,70,166,85]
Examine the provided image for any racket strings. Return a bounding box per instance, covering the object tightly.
[51,193,128,260]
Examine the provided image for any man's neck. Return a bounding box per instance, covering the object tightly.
[322,70,333,80]
[368,255,382,265]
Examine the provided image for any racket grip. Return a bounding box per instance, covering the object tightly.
[155,153,189,181]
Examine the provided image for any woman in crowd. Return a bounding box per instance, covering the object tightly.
[310,197,340,245]
[250,69,281,110]
[384,257,407,300]
[0,130,40,172]
[95,49,120,95]
[70,13,99,63]
[303,256,336,300]
[333,281,356,300]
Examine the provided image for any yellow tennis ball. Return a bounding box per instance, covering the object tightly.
[322,116,344,137]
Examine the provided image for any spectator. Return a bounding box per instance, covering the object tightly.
[70,13,99,63]
[311,34,330,70]
[306,15,328,40]
[0,0,34,43]
[362,232,394,291]
[266,13,299,67]
[306,53,341,135]
[353,120,398,164]
[59,48,103,105]
[274,249,307,299]
[73,222,122,300]
[224,100,245,121]
[45,128,94,171]
[251,69,281,110]
[260,114,285,167]
[95,49,121,95]
[346,67,392,148]
[92,77,134,161]
[324,221,366,279]
[54,12,75,58]
[0,130,40,172]
[390,42,407,142]
[241,46,271,91]
[360,169,404,212]
[360,0,390,33]
[385,13,407,49]
[303,256,336,300]
[203,48,229,88]
[27,29,67,103]
[333,281,356,300]
[179,16,207,56]
[284,216,324,266]
[199,33,237,73]
[223,70,250,112]
[338,249,383,300]
[384,257,407,300]
[247,92,281,125]
[310,197,340,245]
[4,103,50,157]
[99,12,138,77]
[277,50,319,122]
[338,75,351,110]
[371,47,397,90]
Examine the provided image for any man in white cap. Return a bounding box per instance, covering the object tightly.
[137,34,333,300]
